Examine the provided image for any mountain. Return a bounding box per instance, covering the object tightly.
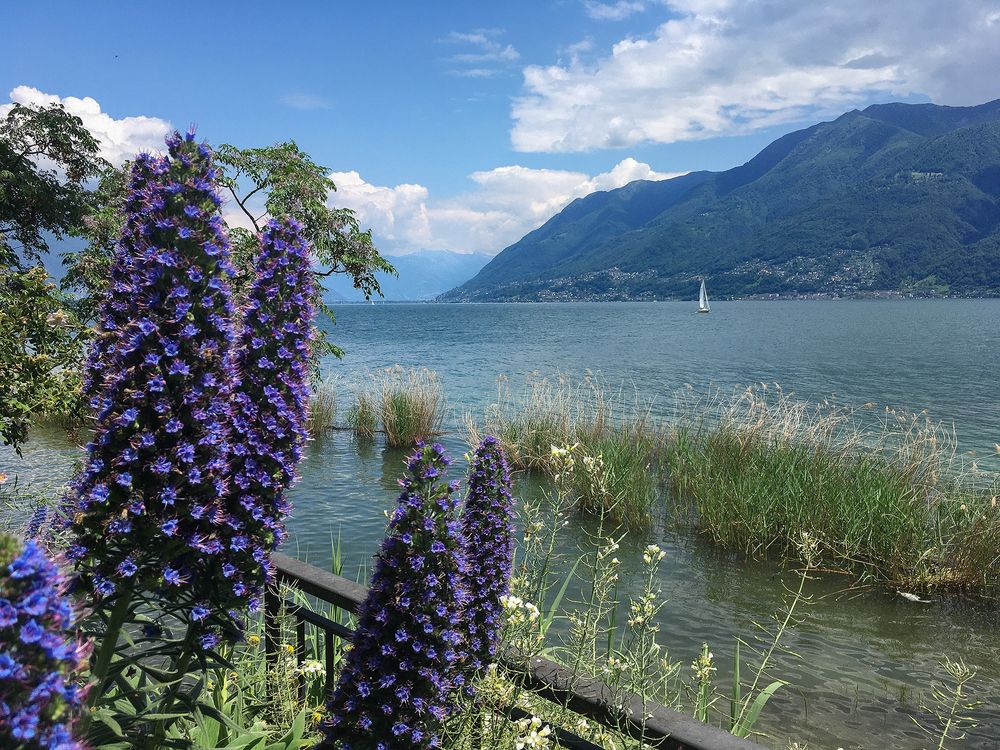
[441,99,1000,301]
[327,249,490,302]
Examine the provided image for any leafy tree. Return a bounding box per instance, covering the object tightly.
[0,103,106,269]
[0,103,107,452]
[215,141,395,358]
[60,162,129,323]
[0,267,88,454]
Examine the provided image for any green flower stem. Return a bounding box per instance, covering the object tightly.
[81,586,134,733]
[148,622,200,748]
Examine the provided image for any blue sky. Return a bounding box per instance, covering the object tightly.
[4,0,999,256]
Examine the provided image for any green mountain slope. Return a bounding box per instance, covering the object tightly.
[441,99,1000,301]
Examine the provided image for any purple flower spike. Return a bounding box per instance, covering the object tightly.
[0,535,90,750]
[226,218,316,578]
[83,153,170,401]
[323,444,470,750]
[459,436,515,674]
[65,130,248,647]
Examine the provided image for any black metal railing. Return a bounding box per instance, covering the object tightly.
[265,552,759,750]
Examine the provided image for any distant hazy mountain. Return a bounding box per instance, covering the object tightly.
[327,249,490,302]
[441,99,1000,301]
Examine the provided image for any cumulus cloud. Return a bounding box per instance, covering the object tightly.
[512,0,1000,151]
[2,85,172,165]
[329,158,682,255]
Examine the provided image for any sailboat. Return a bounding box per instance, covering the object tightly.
[697,278,711,313]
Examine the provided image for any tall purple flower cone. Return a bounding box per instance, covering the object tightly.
[460,436,515,672]
[228,218,316,578]
[65,129,249,646]
[82,153,169,401]
[0,534,90,750]
[322,443,470,750]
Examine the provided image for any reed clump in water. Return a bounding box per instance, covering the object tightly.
[467,376,999,593]
[345,392,378,440]
[306,377,338,434]
[345,366,444,447]
[666,385,1000,591]
[466,373,667,529]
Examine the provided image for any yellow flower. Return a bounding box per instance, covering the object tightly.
[248,634,261,648]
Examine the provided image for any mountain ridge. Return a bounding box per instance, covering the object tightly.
[441,99,1000,302]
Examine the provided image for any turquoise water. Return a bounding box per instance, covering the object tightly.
[3,300,999,749]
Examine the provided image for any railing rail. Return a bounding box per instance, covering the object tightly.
[268,552,759,750]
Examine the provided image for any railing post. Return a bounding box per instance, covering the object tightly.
[264,582,281,672]
[295,616,307,701]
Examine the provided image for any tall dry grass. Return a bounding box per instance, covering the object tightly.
[666,384,1000,591]
[466,376,999,592]
[306,377,338,434]
[344,366,444,447]
[466,373,667,528]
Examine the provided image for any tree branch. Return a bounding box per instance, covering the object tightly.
[227,184,262,233]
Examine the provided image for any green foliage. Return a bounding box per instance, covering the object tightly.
[467,375,666,529]
[0,266,88,452]
[446,99,1000,301]
[0,100,107,451]
[666,386,1000,592]
[214,141,395,360]
[344,367,444,447]
[0,102,107,269]
[470,376,1000,594]
[345,393,378,440]
[61,162,130,322]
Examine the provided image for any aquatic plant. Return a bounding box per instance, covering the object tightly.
[0,534,89,750]
[308,377,338,434]
[460,436,515,671]
[323,442,470,750]
[378,367,444,447]
[346,391,378,440]
[228,217,316,571]
[344,367,444,446]
[466,375,664,528]
[666,385,1000,590]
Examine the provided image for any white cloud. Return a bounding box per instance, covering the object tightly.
[512,0,1000,152]
[584,1,647,21]
[3,86,172,165]
[329,158,683,255]
[441,28,520,77]
[279,93,332,110]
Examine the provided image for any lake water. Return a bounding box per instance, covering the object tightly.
[3,300,999,749]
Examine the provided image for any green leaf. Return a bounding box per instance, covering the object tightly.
[91,708,125,738]
[733,680,786,737]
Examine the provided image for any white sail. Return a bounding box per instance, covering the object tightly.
[698,279,710,312]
